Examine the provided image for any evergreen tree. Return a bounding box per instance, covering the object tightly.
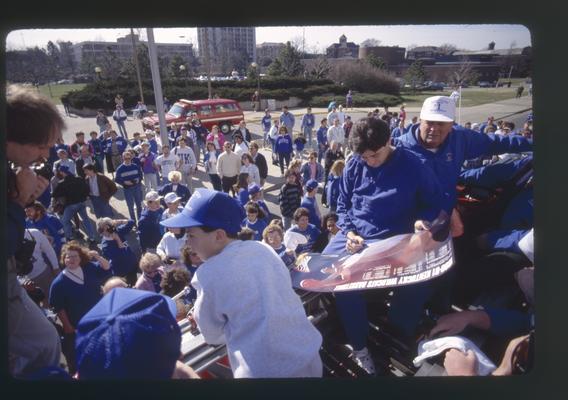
[404,60,426,91]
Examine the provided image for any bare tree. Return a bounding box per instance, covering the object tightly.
[450,57,480,87]
[438,43,458,55]
[361,38,382,48]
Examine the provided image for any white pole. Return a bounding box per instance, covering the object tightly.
[146,28,168,147]
[458,85,462,125]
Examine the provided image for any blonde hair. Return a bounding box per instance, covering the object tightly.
[101,276,128,295]
[262,224,284,242]
[139,252,162,273]
[168,170,182,182]
[330,159,346,176]
[289,159,302,171]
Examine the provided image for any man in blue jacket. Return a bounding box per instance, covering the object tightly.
[115,151,144,223]
[395,96,532,227]
[279,106,295,133]
[300,107,316,148]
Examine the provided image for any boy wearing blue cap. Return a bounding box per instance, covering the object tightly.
[161,188,322,378]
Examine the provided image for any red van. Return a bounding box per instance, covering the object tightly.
[142,98,244,135]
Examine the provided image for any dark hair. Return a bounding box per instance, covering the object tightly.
[7,84,65,145]
[241,153,254,164]
[237,227,255,241]
[160,266,190,297]
[322,212,339,231]
[25,200,47,216]
[349,117,391,154]
[321,118,327,124]
[199,225,238,239]
[293,207,310,222]
[75,131,85,137]
[245,201,266,219]
[234,173,249,191]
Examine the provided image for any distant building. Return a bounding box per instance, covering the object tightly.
[72,33,195,66]
[197,27,256,74]
[326,35,359,58]
[358,45,406,65]
[256,42,285,64]
[405,46,446,64]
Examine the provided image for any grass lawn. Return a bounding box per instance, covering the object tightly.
[400,87,529,107]
[38,83,86,104]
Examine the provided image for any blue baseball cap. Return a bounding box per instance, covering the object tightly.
[248,183,261,196]
[57,164,73,176]
[305,179,319,191]
[75,288,181,379]
[160,188,245,235]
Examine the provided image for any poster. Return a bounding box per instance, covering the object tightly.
[290,229,454,293]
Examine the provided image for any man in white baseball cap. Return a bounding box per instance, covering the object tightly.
[394,96,533,235]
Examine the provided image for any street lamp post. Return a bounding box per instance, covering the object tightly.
[179,64,188,92]
[94,66,102,81]
[251,62,260,112]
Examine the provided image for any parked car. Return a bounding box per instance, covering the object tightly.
[421,82,445,91]
[142,98,244,135]
[478,81,492,88]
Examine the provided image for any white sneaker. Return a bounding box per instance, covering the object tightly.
[351,347,376,376]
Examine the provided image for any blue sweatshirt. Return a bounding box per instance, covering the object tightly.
[275,134,293,155]
[138,208,164,250]
[26,213,66,256]
[301,113,315,130]
[395,126,533,211]
[316,126,329,146]
[261,115,272,132]
[115,162,143,188]
[104,137,128,155]
[301,195,321,228]
[279,112,295,131]
[241,218,268,241]
[337,148,444,239]
[458,154,532,189]
[326,174,341,210]
[99,220,138,277]
[49,262,111,326]
[158,182,191,205]
[238,188,250,207]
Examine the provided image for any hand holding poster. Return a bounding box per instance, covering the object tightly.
[290,213,455,293]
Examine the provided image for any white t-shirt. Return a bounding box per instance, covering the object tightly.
[240,164,261,186]
[156,232,187,261]
[155,153,180,179]
[23,229,59,280]
[173,146,196,172]
[192,240,323,378]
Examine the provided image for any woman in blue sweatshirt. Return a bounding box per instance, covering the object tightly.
[323,117,446,375]
[96,218,138,286]
[137,191,165,252]
[274,126,293,176]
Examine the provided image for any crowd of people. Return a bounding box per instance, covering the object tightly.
[7,83,534,380]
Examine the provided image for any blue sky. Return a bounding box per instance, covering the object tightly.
[5,24,531,53]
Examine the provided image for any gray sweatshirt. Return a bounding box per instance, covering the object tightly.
[192,240,322,378]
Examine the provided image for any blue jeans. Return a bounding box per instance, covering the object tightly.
[62,201,96,240]
[323,231,434,349]
[123,185,143,222]
[278,152,291,175]
[116,120,128,139]
[303,127,313,147]
[90,195,114,219]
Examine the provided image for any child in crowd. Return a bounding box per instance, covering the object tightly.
[137,191,164,253]
[248,183,271,223]
[286,207,321,255]
[135,252,166,293]
[241,202,268,241]
[262,223,296,269]
[294,132,307,160]
[234,173,250,207]
[278,169,302,230]
[325,159,345,212]
[159,188,323,378]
